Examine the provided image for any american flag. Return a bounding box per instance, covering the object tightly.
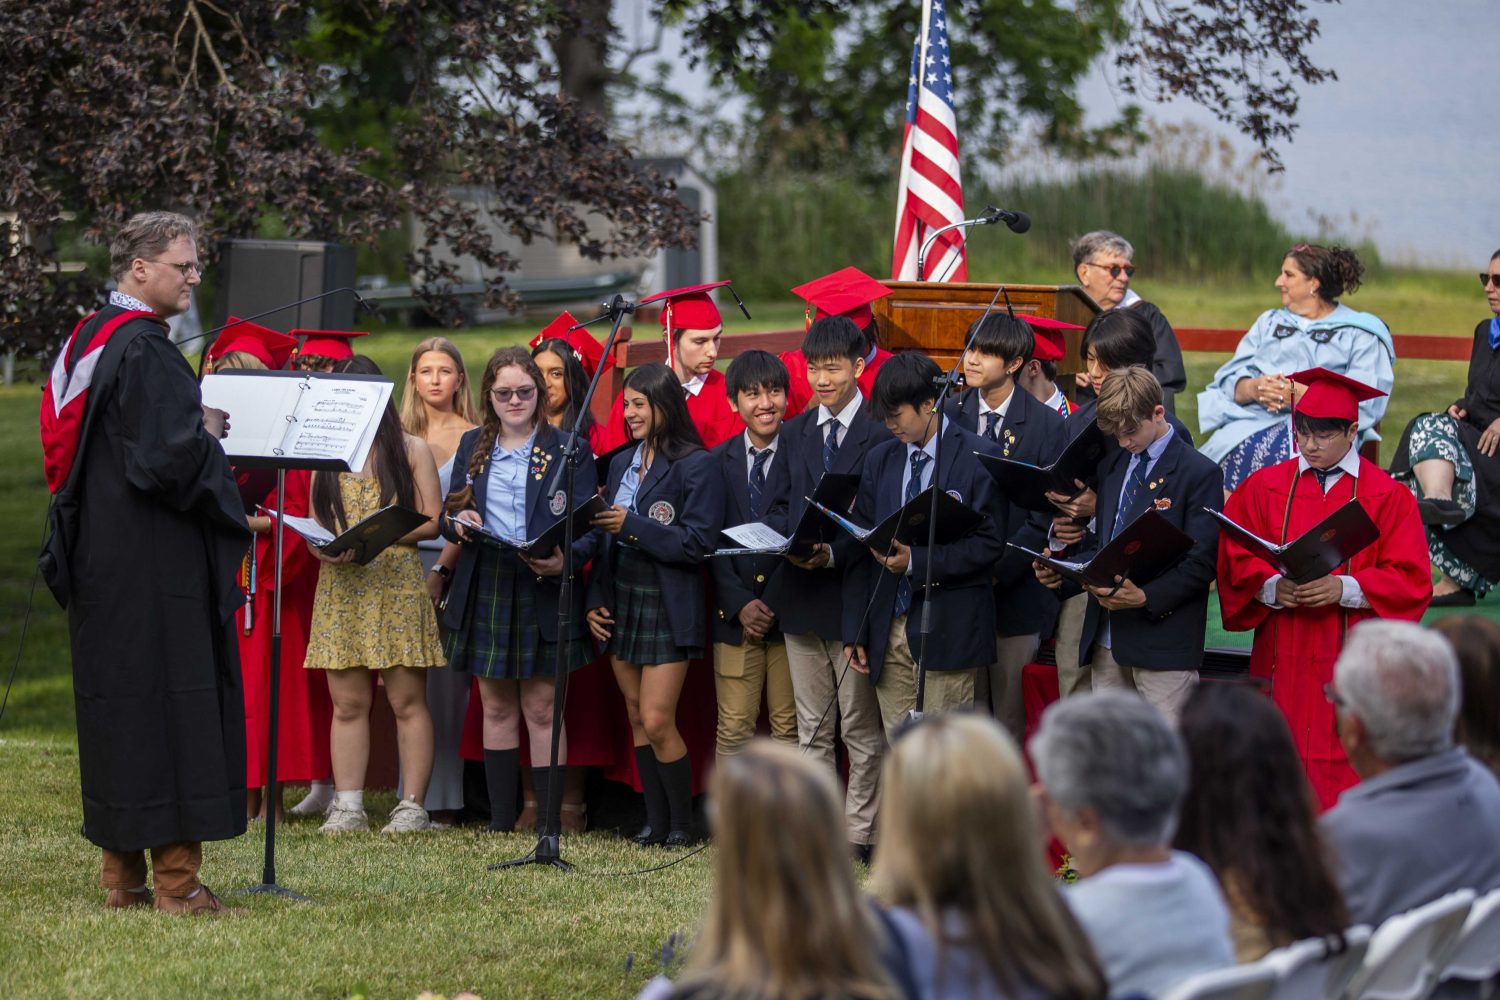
[891,0,967,282]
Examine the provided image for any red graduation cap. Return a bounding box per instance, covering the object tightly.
[207,317,299,370]
[791,267,892,330]
[1016,314,1083,362]
[1288,367,1386,422]
[292,328,371,362]
[638,281,740,369]
[528,311,614,380]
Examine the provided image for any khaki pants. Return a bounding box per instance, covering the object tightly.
[1054,593,1091,697]
[100,841,202,898]
[784,631,884,845]
[713,638,797,757]
[873,615,975,732]
[1088,644,1198,724]
[980,633,1040,741]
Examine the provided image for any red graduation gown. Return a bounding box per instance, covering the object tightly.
[1217,457,1431,810]
[237,469,333,786]
[778,347,892,418]
[597,369,745,452]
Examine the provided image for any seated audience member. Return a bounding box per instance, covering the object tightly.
[873,714,1107,1000]
[1175,684,1350,962]
[1390,248,1500,607]
[1431,616,1500,778]
[1069,230,1187,413]
[1320,620,1500,927]
[1197,243,1393,491]
[636,741,903,1000]
[1029,692,1234,998]
[1033,366,1222,723]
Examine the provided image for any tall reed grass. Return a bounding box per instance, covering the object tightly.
[717,164,1365,300]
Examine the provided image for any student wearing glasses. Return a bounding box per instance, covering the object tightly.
[1070,230,1186,413]
[1390,248,1500,607]
[1197,243,1394,492]
[1216,368,1431,810]
[431,347,597,838]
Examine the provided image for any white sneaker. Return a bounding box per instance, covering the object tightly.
[381,799,430,834]
[319,803,369,833]
[290,783,334,817]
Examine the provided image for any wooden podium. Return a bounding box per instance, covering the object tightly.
[873,281,1099,385]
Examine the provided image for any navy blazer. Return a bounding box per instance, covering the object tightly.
[944,386,1069,637]
[762,400,893,640]
[842,421,1007,682]
[438,422,598,642]
[709,433,791,646]
[586,445,724,651]
[1009,396,1196,556]
[1066,428,1222,671]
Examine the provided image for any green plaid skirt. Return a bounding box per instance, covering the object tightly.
[444,547,592,680]
[610,546,702,666]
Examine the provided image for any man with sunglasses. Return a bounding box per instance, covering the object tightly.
[1070,230,1186,413]
[1217,368,1432,810]
[41,211,250,912]
[1389,248,1500,607]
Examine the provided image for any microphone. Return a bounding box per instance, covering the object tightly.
[978,206,1031,234]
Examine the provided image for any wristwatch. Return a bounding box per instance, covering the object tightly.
[430,564,452,580]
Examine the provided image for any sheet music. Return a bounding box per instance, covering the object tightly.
[723,522,791,550]
[262,508,335,546]
[279,379,390,468]
[201,371,391,470]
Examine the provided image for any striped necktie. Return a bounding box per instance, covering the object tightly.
[749,447,771,518]
[823,420,841,471]
[893,449,930,618]
[982,410,1001,441]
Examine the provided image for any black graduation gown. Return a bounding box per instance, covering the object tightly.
[1390,319,1500,582]
[67,308,251,851]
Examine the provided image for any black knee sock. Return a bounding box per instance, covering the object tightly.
[530,766,563,837]
[634,745,668,834]
[657,753,693,835]
[483,749,520,832]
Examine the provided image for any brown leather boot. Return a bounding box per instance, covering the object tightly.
[104,888,154,910]
[155,885,242,915]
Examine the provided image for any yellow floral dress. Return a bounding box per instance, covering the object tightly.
[304,474,446,671]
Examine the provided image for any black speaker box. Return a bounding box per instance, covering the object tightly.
[214,239,357,332]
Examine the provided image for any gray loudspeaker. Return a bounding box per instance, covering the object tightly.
[214,239,357,332]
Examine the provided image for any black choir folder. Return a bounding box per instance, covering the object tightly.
[473,494,609,554]
[975,422,1109,513]
[1209,500,1379,584]
[712,472,860,556]
[1008,510,1194,589]
[814,485,988,552]
[267,505,430,565]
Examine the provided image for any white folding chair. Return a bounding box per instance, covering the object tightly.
[1437,887,1500,998]
[1346,889,1476,1000]
[1262,927,1371,1000]
[1159,962,1278,1000]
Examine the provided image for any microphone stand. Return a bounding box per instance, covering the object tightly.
[492,293,635,873]
[915,207,1017,281]
[908,281,1013,721]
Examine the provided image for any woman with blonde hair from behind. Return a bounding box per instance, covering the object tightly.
[636,740,905,1000]
[873,714,1107,1000]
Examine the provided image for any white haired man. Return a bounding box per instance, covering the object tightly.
[1321,619,1500,926]
[1070,230,1187,413]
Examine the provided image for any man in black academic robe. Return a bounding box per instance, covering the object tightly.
[62,212,249,912]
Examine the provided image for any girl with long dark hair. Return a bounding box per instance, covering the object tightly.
[531,336,603,451]
[586,363,723,847]
[303,355,447,835]
[1175,683,1350,961]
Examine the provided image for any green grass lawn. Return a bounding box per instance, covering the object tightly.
[1,267,1494,997]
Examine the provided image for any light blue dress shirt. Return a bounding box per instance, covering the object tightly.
[483,431,535,543]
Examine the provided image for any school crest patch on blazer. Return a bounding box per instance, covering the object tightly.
[648,501,676,525]
[549,490,567,516]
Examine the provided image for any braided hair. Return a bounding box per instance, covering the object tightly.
[444,346,546,515]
